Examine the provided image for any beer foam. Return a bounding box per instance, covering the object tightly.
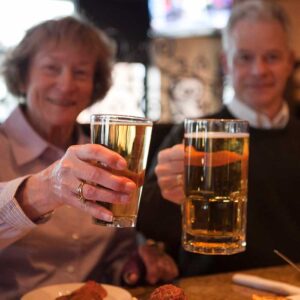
[184,132,249,139]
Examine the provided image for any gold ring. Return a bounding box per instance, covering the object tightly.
[176,174,183,186]
[76,181,86,204]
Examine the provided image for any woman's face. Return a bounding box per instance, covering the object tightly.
[23,41,96,128]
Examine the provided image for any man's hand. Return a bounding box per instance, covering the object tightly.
[122,241,179,286]
[155,144,185,204]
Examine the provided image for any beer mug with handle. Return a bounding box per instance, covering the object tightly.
[183,118,249,255]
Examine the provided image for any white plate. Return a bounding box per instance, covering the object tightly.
[21,282,132,300]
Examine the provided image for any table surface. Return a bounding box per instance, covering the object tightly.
[128,264,300,300]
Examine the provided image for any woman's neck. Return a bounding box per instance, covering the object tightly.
[40,126,76,149]
[22,107,77,149]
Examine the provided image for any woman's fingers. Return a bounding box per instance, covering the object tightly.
[73,181,132,204]
[70,191,113,222]
[75,160,136,192]
[27,144,140,223]
[70,144,127,170]
[53,144,137,193]
[45,144,140,220]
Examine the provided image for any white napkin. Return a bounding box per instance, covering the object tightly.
[287,296,300,300]
[232,273,300,296]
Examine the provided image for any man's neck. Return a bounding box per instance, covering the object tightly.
[248,101,284,121]
[227,97,289,129]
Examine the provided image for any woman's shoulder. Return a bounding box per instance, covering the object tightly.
[0,124,10,149]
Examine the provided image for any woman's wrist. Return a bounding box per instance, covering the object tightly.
[15,175,55,223]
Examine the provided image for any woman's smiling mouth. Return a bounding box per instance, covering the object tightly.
[47,98,76,107]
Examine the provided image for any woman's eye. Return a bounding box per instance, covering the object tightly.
[43,64,59,73]
[74,69,92,79]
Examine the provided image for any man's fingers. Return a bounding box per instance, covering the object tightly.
[138,244,179,285]
[157,173,183,190]
[157,144,184,163]
[161,186,185,204]
[155,160,184,177]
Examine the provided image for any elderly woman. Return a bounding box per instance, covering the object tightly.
[0,16,177,299]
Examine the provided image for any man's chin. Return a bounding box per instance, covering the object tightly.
[243,93,276,107]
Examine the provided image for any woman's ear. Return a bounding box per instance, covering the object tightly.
[19,81,27,96]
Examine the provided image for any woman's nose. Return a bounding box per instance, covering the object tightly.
[57,69,75,92]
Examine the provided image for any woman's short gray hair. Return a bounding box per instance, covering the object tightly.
[222,0,291,52]
[1,15,114,103]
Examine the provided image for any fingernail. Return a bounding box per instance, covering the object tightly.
[121,195,130,203]
[148,276,157,285]
[116,159,127,170]
[99,212,113,222]
[123,272,139,285]
[125,181,136,192]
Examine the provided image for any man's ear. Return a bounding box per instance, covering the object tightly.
[19,80,28,97]
[220,51,229,75]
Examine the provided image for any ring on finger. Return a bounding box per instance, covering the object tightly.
[176,174,183,186]
[76,181,86,204]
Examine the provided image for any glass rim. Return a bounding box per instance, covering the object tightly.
[184,118,249,125]
[90,114,153,124]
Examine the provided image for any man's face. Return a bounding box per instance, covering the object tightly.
[224,20,294,113]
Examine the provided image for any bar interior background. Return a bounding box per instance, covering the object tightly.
[1,0,300,125]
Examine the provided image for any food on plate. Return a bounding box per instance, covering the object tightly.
[149,284,187,300]
[55,281,107,300]
[252,295,287,300]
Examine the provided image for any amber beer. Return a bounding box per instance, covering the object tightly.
[183,119,249,255]
[90,115,152,227]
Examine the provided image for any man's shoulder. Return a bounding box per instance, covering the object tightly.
[205,106,234,119]
[289,115,300,126]
[286,116,300,135]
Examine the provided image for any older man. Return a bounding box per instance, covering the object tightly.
[138,0,300,276]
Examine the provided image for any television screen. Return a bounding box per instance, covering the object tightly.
[148,0,233,37]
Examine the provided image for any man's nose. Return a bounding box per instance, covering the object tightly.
[251,58,269,75]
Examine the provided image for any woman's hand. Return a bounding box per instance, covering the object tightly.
[17,144,136,222]
[155,144,185,204]
[121,241,179,286]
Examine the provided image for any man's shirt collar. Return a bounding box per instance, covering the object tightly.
[227,97,289,129]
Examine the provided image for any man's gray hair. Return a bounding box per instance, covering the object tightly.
[222,0,290,51]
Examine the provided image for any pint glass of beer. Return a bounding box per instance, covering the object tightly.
[183,119,249,255]
[90,114,153,227]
